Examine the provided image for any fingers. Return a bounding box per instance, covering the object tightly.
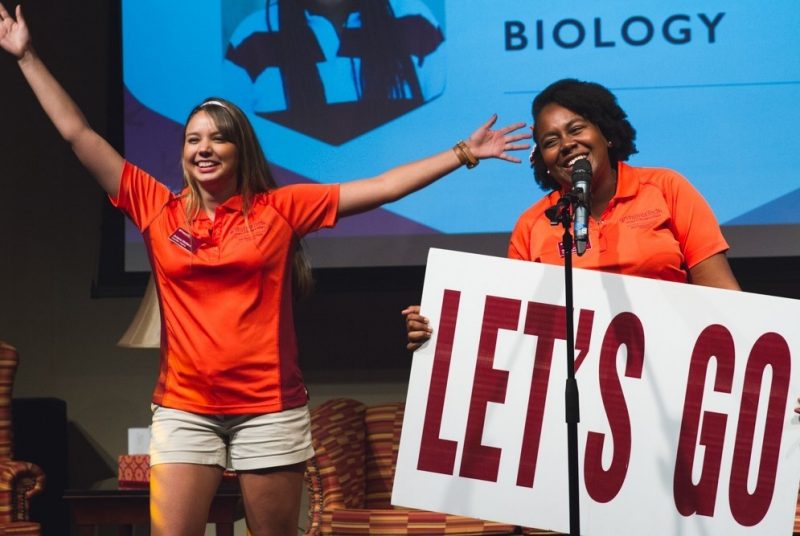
[406,328,431,352]
[506,141,531,151]
[498,123,532,157]
[0,3,13,23]
[498,154,522,164]
[479,113,499,131]
[498,121,529,135]
[406,322,432,352]
[402,305,432,351]
[506,131,533,143]
[401,305,421,316]
[405,314,431,334]
[494,137,531,164]
[402,306,430,333]
[407,328,431,341]
[0,4,26,28]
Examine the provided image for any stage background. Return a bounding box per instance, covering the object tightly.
[0,0,798,533]
[119,0,800,271]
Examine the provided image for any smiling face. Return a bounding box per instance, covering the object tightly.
[534,103,614,191]
[182,110,239,198]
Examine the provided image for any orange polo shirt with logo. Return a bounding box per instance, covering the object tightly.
[508,162,728,282]
[112,162,339,414]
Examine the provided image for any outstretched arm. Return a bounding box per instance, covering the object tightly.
[0,3,123,197]
[337,115,530,217]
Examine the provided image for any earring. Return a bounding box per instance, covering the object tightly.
[607,141,613,147]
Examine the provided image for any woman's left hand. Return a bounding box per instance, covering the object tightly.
[465,114,531,163]
[0,3,31,60]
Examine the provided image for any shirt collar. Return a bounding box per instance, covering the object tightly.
[178,189,247,219]
[219,194,244,212]
[613,161,639,201]
[553,161,637,208]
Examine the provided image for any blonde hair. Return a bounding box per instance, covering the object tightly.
[181,97,314,296]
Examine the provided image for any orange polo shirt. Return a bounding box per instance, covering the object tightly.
[508,162,728,282]
[112,162,339,414]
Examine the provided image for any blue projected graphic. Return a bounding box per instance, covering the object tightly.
[121,0,800,267]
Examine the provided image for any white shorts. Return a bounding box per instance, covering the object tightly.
[149,404,314,471]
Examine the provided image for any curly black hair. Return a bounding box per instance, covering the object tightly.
[530,79,638,191]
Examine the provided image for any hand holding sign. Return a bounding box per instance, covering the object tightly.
[393,249,800,536]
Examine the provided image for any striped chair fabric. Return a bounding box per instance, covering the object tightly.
[796,497,800,535]
[304,398,517,535]
[0,522,40,535]
[0,342,44,536]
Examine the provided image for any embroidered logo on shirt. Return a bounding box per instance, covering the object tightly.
[620,209,664,228]
[169,228,198,253]
[231,221,270,241]
[558,237,592,258]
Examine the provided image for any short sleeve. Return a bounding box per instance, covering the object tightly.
[508,217,531,261]
[269,183,340,237]
[109,161,173,232]
[663,172,729,269]
[507,193,557,262]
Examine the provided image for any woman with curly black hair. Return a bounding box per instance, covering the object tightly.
[511,78,738,287]
[404,78,740,348]
[528,79,638,192]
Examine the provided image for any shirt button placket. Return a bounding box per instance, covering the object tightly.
[211,215,221,259]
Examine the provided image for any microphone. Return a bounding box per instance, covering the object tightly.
[571,158,592,256]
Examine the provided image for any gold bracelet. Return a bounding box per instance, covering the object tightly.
[453,140,479,169]
[452,142,469,166]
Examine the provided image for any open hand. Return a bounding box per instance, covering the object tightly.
[0,3,31,60]
[464,114,532,163]
[401,305,432,352]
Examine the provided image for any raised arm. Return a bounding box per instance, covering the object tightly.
[337,115,530,217]
[0,3,123,197]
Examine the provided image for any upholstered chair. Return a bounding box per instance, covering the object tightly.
[796,499,800,535]
[0,342,45,536]
[303,398,518,535]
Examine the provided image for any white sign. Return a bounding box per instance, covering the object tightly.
[393,249,800,535]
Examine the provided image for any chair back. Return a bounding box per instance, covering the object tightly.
[305,398,521,536]
[308,398,367,510]
[0,343,19,460]
[363,403,404,508]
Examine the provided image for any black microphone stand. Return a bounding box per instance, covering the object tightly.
[545,189,584,536]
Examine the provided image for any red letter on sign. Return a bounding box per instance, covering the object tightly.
[515,303,594,488]
[729,333,791,527]
[418,289,461,475]
[673,324,735,517]
[516,301,566,488]
[584,312,645,503]
[459,296,521,482]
